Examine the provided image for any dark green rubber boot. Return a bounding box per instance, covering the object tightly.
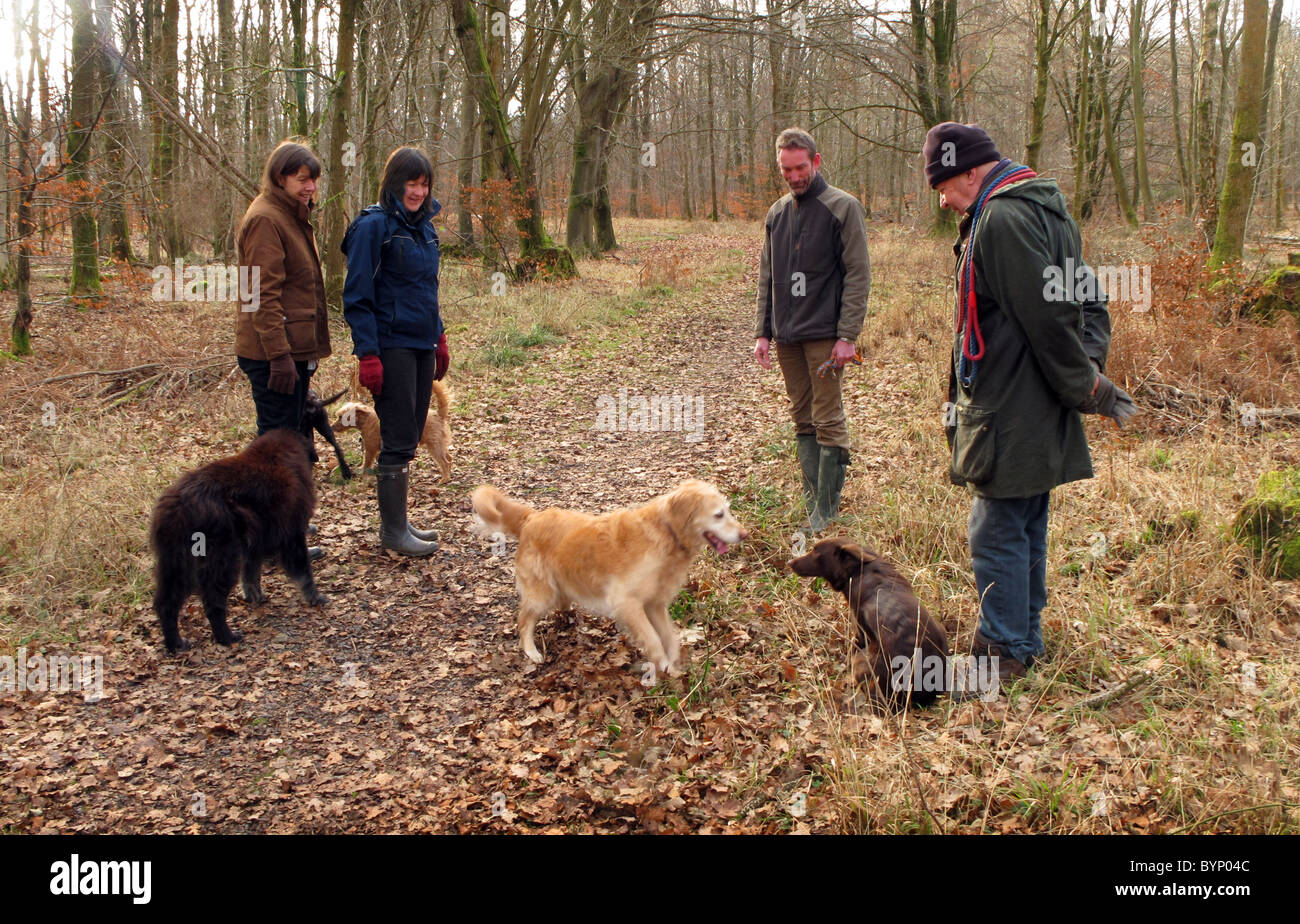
[796,433,820,521]
[376,464,438,557]
[810,446,850,533]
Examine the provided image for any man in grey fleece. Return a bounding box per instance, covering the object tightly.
[754,128,871,532]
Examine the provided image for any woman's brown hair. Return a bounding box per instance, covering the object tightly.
[260,140,322,197]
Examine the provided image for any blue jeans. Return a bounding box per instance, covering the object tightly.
[969,493,1049,665]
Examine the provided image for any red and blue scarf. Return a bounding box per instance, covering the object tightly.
[956,161,1037,387]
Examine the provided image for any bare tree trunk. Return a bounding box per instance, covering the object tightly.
[1130,0,1155,220]
[323,0,357,309]
[96,0,133,261]
[706,44,718,222]
[211,0,236,258]
[1250,0,1284,229]
[1170,0,1191,209]
[450,0,576,279]
[1095,1,1137,226]
[69,0,101,295]
[912,0,957,233]
[287,0,308,137]
[1274,69,1287,229]
[9,7,36,355]
[1194,0,1221,242]
[1026,0,1078,171]
[150,0,184,259]
[1209,0,1268,267]
[457,79,478,251]
[566,0,660,255]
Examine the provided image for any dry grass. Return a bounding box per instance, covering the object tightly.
[728,223,1300,832]
[2,217,1297,833]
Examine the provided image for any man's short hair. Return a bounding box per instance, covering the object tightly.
[776,128,817,159]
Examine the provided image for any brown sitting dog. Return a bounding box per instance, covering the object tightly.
[789,538,950,707]
[333,380,452,481]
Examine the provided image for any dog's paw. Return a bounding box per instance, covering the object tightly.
[340,466,354,481]
[165,637,193,655]
[241,584,266,606]
[306,591,329,607]
[661,658,684,679]
[214,629,244,647]
[523,645,544,665]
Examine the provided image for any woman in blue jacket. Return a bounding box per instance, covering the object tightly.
[341,147,449,556]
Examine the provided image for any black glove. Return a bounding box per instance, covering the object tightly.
[1079,373,1138,425]
[267,354,299,394]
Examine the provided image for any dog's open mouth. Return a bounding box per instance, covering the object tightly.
[704,531,730,554]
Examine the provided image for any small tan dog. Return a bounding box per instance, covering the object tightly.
[471,480,747,676]
[333,380,452,481]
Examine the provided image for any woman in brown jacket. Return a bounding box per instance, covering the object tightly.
[236,140,331,559]
[235,141,331,436]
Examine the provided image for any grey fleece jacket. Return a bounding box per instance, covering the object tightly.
[755,172,871,343]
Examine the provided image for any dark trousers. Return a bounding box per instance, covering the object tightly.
[969,492,1050,665]
[238,356,315,436]
[374,348,435,466]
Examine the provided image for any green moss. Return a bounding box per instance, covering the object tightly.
[1233,468,1300,578]
[1244,265,1300,322]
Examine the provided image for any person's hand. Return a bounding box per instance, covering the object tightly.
[267,354,299,394]
[434,333,449,381]
[358,354,384,396]
[754,337,772,370]
[1079,373,1138,426]
[831,339,859,366]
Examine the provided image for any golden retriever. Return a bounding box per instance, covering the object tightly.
[471,480,747,676]
[332,380,452,481]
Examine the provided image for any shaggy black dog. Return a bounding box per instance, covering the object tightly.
[150,428,328,654]
[300,388,353,480]
[789,538,950,707]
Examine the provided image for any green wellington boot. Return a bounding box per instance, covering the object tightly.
[375,464,438,556]
[796,433,820,527]
[809,446,850,533]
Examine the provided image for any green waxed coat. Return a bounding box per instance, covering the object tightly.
[946,176,1111,499]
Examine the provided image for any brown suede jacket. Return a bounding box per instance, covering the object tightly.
[234,184,331,361]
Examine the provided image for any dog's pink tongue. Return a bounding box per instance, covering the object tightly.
[708,534,730,554]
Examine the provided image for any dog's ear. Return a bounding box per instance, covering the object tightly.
[834,541,873,564]
[666,482,708,528]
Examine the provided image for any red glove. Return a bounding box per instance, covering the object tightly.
[358,355,383,396]
[434,333,449,381]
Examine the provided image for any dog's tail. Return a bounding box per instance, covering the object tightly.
[320,388,347,407]
[471,485,533,539]
[431,379,451,421]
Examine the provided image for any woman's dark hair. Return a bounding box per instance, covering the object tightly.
[261,140,321,196]
[379,146,434,218]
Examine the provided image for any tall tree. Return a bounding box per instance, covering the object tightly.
[9,1,37,355]
[323,0,358,308]
[287,0,309,136]
[910,0,957,231]
[1194,0,1221,242]
[1129,0,1155,220]
[1026,0,1080,172]
[565,0,661,256]
[96,0,134,261]
[1169,0,1191,207]
[450,0,576,278]
[148,0,184,258]
[1095,0,1137,226]
[68,0,101,295]
[1209,0,1268,267]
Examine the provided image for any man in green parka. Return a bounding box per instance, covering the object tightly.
[923,122,1136,683]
